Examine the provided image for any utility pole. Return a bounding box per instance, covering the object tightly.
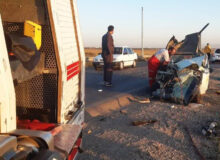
[141,7,144,58]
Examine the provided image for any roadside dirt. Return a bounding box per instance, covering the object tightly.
[78,63,220,160]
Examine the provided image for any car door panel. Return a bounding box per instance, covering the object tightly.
[128,48,134,66]
[123,48,129,66]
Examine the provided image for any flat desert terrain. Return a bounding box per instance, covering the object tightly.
[84,48,158,58]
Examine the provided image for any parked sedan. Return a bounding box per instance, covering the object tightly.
[93,47,138,70]
[211,48,220,62]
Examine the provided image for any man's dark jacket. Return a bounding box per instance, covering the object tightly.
[102,32,114,62]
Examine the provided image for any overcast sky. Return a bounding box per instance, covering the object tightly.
[77,0,220,48]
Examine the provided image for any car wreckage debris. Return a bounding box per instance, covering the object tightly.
[189,103,204,108]
[216,90,220,95]
[170,105,176,109]
[88,130,92,134]
[132,119,157,126]
[153,24,210,105]
[202,122,218,137]
[120,109,128,115]
[129,97,151,104]
[153,65,202,105]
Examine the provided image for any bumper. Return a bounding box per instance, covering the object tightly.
[93,61,121,68]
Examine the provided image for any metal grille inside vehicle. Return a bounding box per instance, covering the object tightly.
[3,22,58,123]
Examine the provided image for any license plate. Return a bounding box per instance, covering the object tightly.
[100,62,104,65]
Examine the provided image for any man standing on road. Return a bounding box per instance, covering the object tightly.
[101,25,114,87]
[204,43,212,60]
[148,47,176,89]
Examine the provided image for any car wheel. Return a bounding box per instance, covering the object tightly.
[119,62,124,70]
[132,60,136,68]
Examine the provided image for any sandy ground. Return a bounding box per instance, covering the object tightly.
[78,63,220,160]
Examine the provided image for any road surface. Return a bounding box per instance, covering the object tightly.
[85,61,149,107]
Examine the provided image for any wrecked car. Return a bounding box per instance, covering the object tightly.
[153,23,210,105]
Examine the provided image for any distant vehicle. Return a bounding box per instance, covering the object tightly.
[211,48,220,62]
[93,47,138,70]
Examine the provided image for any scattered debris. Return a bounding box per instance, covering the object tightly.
[170,105,176,109]
[189,103,204,108]
[137,98,150,104]
[129,97,151,104]
[132,119,157,126]
[120,109,128,115]
[216,90,220,95]
[99,117,106,121]
[88,130,92,134]
[202,122,218,137]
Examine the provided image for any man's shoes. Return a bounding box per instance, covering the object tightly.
[105,82,112,87]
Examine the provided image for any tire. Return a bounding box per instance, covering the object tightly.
[132,60,136,68]
[119,62,124,70]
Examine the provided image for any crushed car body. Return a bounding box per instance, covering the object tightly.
[152,23,210,105]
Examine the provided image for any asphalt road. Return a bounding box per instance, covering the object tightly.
[85,61,149,107]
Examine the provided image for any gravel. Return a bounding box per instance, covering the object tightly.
[78,63,220,160]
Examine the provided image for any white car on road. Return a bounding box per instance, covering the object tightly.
[93,46,138,70]
[211,48,220,62]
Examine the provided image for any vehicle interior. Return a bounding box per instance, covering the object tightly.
[114,47,122,54]
[0,0,59,125]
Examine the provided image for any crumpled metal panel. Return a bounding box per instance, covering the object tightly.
[154,24,210,105]
[176,55,205,71]
[171,76,200,105]
[178,69,194,84]
[177,33,200,54]
[166,23,209,55]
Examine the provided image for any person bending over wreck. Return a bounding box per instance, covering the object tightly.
[148,47,176,89]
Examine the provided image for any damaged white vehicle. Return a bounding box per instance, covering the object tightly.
[153,24,210,105]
